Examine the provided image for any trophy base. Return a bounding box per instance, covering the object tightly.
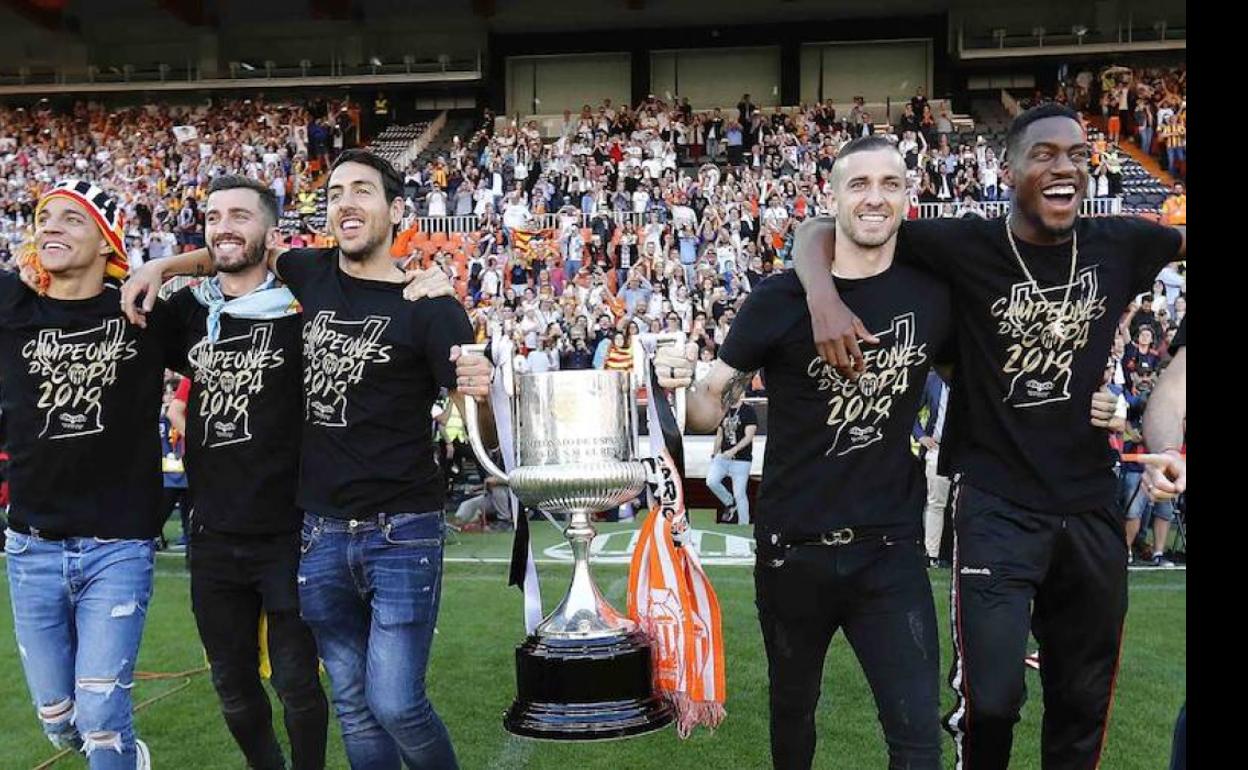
[503,629,674,741]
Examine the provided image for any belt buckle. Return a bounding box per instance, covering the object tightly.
[820,528,854,546]
[348,519,360,532]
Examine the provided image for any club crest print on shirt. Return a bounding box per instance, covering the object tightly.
[187,324,286,447]
[22,318,139,439]
[303,311,392,427]
[806,313,927,457]
[990,265,1107,407]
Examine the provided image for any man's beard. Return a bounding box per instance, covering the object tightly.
[339,226,386,262]
[213,239,266,273]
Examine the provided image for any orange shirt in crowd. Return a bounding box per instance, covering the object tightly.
[1160,194,1186,226]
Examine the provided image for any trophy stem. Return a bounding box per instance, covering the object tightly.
[536,509,636,639]
[565,509,596,597]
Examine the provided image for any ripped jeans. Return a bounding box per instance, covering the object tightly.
[5,529,155,769]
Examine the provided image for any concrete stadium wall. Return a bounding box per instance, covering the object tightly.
[800,40,932,104]
[505,53,631,117]
[649,47,782,111]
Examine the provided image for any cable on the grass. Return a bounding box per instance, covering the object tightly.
[30,666,210,770]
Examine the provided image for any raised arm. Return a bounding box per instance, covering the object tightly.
[119,247,216,327]
[1140,346,1186,501]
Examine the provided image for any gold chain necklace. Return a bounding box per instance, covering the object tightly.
[1004,215,1079,341]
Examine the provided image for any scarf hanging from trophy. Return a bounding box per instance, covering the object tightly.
[488,335,544,635]
[627,361,727,737]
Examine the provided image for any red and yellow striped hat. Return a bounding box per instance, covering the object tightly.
[35,178,129,280]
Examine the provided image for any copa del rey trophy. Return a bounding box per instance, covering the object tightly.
[462,346,674,740]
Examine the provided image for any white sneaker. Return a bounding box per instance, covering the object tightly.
[135,738,151,770]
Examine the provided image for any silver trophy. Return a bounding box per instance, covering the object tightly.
[463,351,673,740]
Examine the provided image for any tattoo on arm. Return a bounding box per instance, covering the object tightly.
[721,368,756,410]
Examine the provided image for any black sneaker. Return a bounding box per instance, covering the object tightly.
[721,504,738,524]
[1150,553,1176,568]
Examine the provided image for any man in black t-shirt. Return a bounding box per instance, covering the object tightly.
[164,175,329,770]
[123,151,492,769]
[659,137,952,769]
[795,104,1187,770]
[2,180,186,769]
[706,393,757,525]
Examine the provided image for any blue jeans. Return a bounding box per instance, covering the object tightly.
[1170,702,1186,770]
[297,512,458,770]
[707,455,752,525]
[1120,469,1175,529]
[565,258,581,282]
[5,530,155,769]
[1167,146,1185,171]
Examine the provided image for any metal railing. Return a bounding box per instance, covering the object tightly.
[0,53,481,89]
[915,198,1121,220]
[411,199,1124,236]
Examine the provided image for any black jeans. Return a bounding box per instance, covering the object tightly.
[944,483,1127,770]
[190,527,329,770]
[162,486,192,541]
[755,536,942,770]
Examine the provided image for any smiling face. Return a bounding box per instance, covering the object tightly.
[205,188,274,274]
[326,161,402,262]
[35,196,110,277]
[831,147,907,248]
[1003,116,1090,239]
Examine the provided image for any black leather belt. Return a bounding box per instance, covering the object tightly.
[788,527,907,547]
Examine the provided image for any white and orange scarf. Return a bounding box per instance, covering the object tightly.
[628,364,727,737]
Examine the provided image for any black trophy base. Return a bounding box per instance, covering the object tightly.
[503,629,674,741]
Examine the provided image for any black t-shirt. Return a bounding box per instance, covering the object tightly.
[276,248,474,518]
[1170,316,1186,355]
[717,402,758,463]
[720,267,953,544]
[0,274,186,537]
[910,97,929,121]
[897,216,1182,512]
[167,288,304,534]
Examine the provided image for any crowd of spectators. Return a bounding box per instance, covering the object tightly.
[0,96,364,271]
[390,92,1041,380]
[0,89,1186,393]
[1028,62,1186,180]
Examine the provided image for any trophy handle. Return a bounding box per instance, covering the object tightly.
[461,343,511,484]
